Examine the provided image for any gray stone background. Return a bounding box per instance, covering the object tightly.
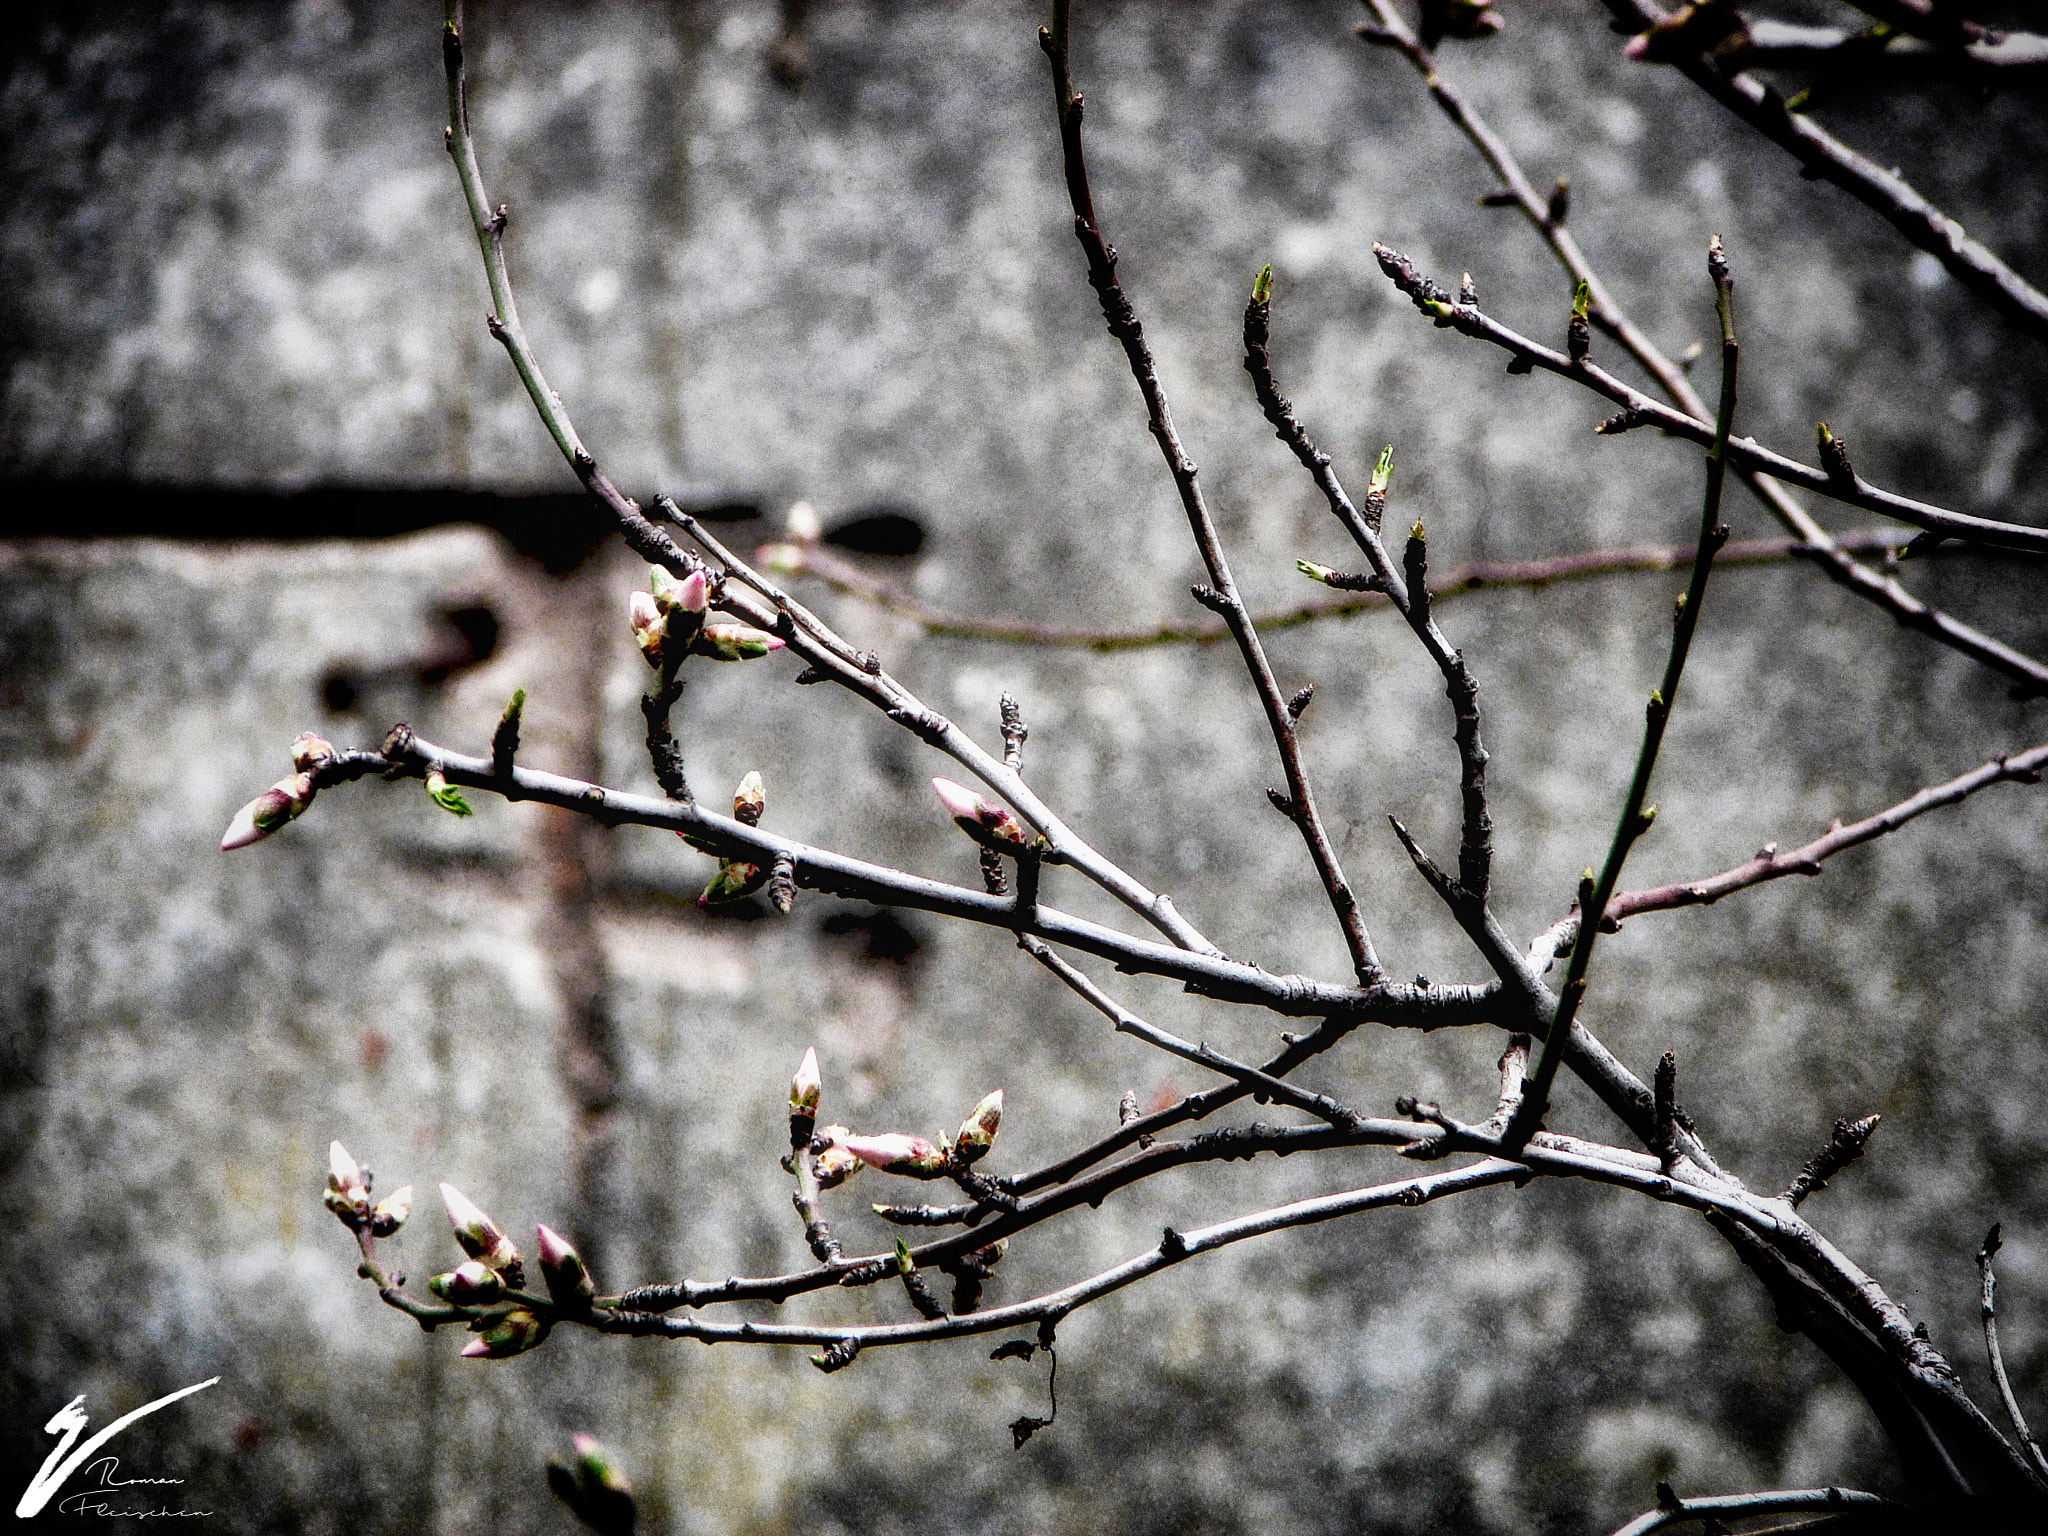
[4,1,2047,1532]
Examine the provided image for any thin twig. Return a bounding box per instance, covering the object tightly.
[1606,743,2048,922]
[1599,0,2048,345]
[1040,0,1382,983]
[1509,238,1740,1147]
[1354,0,2048,694]
[1018,935,1373,1134]
[441,1,697,575]
[1372,243,2048,556]
[1605,1485,1901,1536]
[1247,273,1493,904]
[662,500,1227,959]
[1978,1224,2048,1480]
[777,530,1941,648]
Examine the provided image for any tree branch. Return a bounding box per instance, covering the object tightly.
[1600,0,2048,345]
[1041,0,1383,984]
[1354,0,2048,695]
[1372,243,2048,555]
[1508,238,1739,1147]
[1605,742,2048,923]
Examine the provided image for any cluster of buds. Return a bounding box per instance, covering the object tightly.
[425,1186,598,1355]
[628,566,785,670]
[791,1056,1004,1188]
[323,1141,411,1237]
[220,733,334,851]
[700,772,769,905]
[930,778,1038,853]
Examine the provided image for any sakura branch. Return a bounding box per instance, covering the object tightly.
[1507,236,1739,1146]
[1040,0,1381,984]
[442,1,1219,961]
[1354,0,2048,696]
[1370,243,2048,555]
[764,523,1946,650]
[1602,0,2048,345]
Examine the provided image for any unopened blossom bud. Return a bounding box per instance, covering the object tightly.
[1296,560,1343,586]
[732,770,766,827]
[790,1047,822,1118]
[628,589,667,669]
[673,569,711,615]
[929,777,1029,850]
[220,772,317,852]
[325,1140,370,1223]
[547,1434,636,1534]
[428,1261,504,1305]
[786,501,823,544]
[461,1307,550,1359]
[370,1185,413,1237]
[290,732,337,773]
[842,1132,949,1179]
[954,1090,1004,1164]
[812,1145,863,1190]
[692,623,785,661]
[697,860,764,906]
[441,1183,522,1274]
[536,1224,596,1312]
[756,542,805,578]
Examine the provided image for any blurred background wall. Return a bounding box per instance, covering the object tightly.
[4,2,2047,1532]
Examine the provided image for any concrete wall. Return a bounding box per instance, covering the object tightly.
[4,2,2047,1532]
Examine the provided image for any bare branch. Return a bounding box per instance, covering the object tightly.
[1607,743,2048,923]
[1599,0,2048,345]
[1509,239,1741,1147]
[1606,1485,1901,1535]
[1247,277,1493,905]
[1041,1,1382,983]
[773,529,1970,650]
[1355,0,2048,694]
[1018,935,1375,1135]
[1979,1224,2048,1480]
[1372,244,2048,555]
[332,727,1497,1024]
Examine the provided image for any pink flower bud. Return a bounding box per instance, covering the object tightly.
[628,590,667,668]
[429,1261,504,1304]
[929,778,1028,849]
[220,772,317,851]
[954,1089,1004,1163]
[691,623,785,661]
[460,1307,550,1359]
[325,1140,370,1223]
[675,569,710,614]
[841,1132,949,1178]
[536,1224,596,1311]
[441,1183,521,1274]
